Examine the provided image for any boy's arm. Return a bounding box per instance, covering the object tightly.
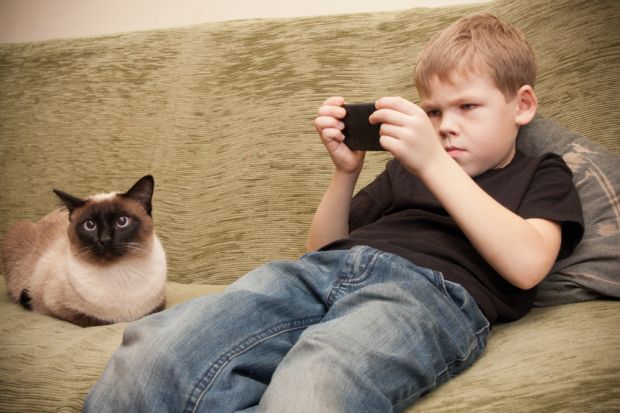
[372,97,561,290]
[307,169,360,251]
[308,96,365,251]
[421,155,562,289]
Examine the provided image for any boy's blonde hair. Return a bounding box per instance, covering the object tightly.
[414,14,536,100]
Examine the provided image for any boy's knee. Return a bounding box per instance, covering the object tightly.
[261,355,390,412]
[259,330,378,411]
[85,321,183,411]
[260,362,343,412]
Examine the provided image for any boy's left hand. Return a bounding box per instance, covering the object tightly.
[370,96,445,176]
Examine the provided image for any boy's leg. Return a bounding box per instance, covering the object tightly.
[84,246,489,412]
[258,248,490,412]
[83,250,350,413]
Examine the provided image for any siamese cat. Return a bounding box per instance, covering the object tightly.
[1,175,166,327]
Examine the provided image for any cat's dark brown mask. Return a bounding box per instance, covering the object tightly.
[53,176,156,262]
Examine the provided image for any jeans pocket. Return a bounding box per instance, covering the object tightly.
[433,272,490,346]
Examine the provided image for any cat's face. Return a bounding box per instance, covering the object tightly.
[54,176,156,263]
[70,198,151,260]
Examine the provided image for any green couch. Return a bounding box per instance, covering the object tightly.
[1,0,618,411]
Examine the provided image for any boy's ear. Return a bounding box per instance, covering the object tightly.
[515,85,538,126]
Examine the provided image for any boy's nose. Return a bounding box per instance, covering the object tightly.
[439,115,458,138]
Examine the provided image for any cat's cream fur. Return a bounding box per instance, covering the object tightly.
[2,181,167,327]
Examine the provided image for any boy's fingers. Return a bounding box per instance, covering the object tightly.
[317,126,345,139]
[320,128,345,143]
[317,105,346,119]
[379,135,404,154]
[375,96,418,115]
[379,123,407,139]
[314,116,345,132]
[369,109,411,126]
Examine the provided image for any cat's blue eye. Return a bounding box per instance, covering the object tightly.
[116,216,131,228]
[83,220,96,231]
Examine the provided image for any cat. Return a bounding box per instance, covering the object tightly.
[1,175,167,327]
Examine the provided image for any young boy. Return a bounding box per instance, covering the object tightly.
[84,14,583,412]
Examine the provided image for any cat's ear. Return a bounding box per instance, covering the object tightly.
[53,189,86,214]
[124,175,154,216]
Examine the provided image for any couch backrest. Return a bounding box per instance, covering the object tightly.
[1,0,618,284]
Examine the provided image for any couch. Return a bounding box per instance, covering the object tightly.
[1,0,618,411]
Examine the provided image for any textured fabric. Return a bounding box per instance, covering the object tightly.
[518,116,620,306]
[1,0,618,286]
[0,280,226,412]
[325,152,584,323]
[414,299,620,413]
[0,0,619,412]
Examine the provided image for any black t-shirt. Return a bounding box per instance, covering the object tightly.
[321,151,584,323]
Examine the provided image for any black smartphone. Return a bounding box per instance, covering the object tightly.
[342,102,385,151]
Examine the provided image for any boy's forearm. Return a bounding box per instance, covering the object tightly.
[419,155,562,290]
[307,169,360,251]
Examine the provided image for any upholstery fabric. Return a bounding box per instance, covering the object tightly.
[1,0,619,286]
[0,0,618,411]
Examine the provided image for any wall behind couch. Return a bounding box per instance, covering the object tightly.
[0,0,489,43]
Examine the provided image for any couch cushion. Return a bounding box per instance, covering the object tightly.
[0,279,226,412]
[412,299,620,412]
[1,278,618,413]
[517,116,620,306]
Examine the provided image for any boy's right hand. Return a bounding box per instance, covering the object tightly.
[314,96,365,174]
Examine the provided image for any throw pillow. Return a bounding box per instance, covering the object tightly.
[517,115,620,306]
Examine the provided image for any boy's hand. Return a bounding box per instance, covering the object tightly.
[309,97,366,251]
[314,96,365,174]
[370,96,445,176]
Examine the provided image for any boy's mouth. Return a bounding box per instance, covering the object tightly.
[445,146,465,156]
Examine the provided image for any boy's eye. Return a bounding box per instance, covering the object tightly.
[461,104,477,111]
[426,109,441,118]
[83,220,97,231]
[116,216,131,228]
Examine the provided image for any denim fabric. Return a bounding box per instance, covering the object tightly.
[83,246,489,413]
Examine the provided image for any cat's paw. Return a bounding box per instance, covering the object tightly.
[19,289,33,310]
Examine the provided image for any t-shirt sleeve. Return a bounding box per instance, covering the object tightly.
[518,154,585,260]
[349,161,395,232]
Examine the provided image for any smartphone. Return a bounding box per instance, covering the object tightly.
[342,102,385,151]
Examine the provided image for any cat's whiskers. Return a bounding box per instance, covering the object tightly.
[124,242,142,252]
[76,246,92,259]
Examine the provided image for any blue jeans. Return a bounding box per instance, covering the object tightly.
[83,246,489,412]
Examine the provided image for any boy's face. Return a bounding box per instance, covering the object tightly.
[420,73,523,177]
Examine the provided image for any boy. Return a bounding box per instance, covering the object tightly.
[84,14,583,412]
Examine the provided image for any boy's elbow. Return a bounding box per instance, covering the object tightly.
[508,221,562,290]
[507,257,556,290]
[512,219,563,290]
[513,275,543,291]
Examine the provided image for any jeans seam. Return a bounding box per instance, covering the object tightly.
[433,272,491,337]
[393,273,490,411]
[185,315,323,413]
[393,329,485,411]
[325,247,381,307]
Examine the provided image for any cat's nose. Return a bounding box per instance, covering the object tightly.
[100,234,113,246]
